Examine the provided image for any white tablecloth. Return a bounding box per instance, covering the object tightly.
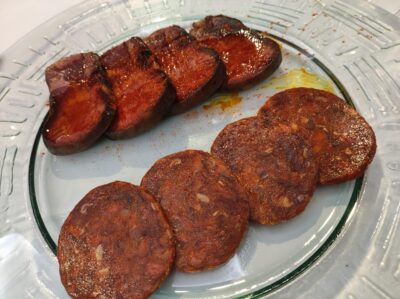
[0,0,399,54]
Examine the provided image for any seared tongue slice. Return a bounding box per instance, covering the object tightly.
[145,25,225,114]
[101,37,175,139]
[43,52,116,155]
[191,15,282,90]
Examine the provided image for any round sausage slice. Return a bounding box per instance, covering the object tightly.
[211,117,318,225]
[258,88,377,185]
[141,150,249,272]
[58,181,175,299]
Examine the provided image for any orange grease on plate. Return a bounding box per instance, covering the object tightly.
[203,93,242,111]
[184,110,199,119]
[260,68,335,93]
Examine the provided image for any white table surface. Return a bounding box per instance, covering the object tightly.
[0,0,399,54]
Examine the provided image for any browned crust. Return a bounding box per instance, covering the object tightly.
[57,181,175,299]
[100,37,176,139]
[258,88,377,185]
[225,37,282,91]
[107,79,175,139]
[190,15,282,90]
[145,25,226,114]
[190,15,247,38]
[170,47,226,114]
[141,150,249,272]
[211,117,318,225]
[43,53,116,155]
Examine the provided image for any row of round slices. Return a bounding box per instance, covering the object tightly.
[58,87,376,298]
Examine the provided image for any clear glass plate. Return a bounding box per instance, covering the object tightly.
[0,0,399,298]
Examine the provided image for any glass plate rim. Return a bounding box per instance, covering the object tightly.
[27,33,364,298]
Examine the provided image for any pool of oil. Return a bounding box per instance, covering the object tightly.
[203,92,243,111]
[259,67,335,93]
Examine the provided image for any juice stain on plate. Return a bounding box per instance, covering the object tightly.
[203,93,242,111]
[260,68,335,93]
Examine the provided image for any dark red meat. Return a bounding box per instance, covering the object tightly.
[141,150,249,272]
[101,37,175,139]
[258,88,377,184]
[211,117,318,224]
[43,53,116,155]
[145,26,225,114]
[58,181,175,299]
[191,15,282,90]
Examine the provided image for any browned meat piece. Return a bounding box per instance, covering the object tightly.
[141,150,249,272]
[145,25,225,114]
[58,181,175,299]
[100,37,175,139]
[211,117,318,225]
[43,53,116,155]
[258,88,377,185]
[191,15,282,90]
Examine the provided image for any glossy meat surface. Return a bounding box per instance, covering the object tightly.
[43,53,115,155]
[101,37,175,139]
[145,26,225,114]
[191,15,282,90]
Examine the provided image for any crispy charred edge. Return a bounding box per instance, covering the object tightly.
[191,15,282,91]
[190,15,247,38]
[170,47,226,115]
[145,25,193,50]
[43,54,116,155]
[57,181,176,299]
[44,53,84,90]
[145,26,226,115]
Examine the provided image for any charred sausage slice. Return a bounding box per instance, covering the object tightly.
[58,181,175,299]
[191,15,282,90]
[211,117,318,225]
[258,88,377,185]
[43,53,116,155]
[145,25,225,114]
[101,37,175,139]
[141,150,249,272]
